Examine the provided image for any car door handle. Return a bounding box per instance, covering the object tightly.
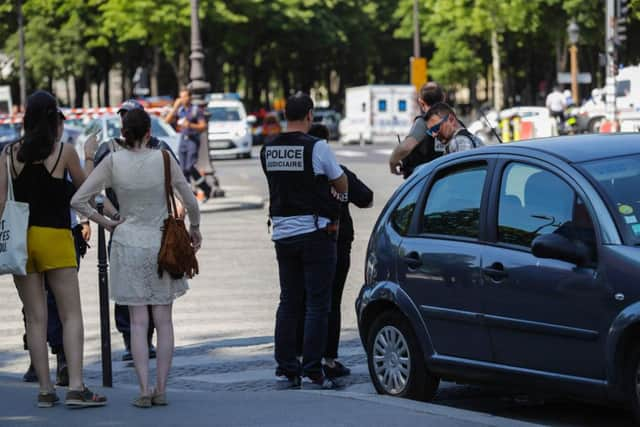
[482,263,508,281]
[403,252,422,270]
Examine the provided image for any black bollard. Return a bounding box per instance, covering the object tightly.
[96,195,113,387]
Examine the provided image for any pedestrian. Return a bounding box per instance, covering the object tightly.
[260,92,348,389]
[424,102,483,154]
[389,82,446,178]
[164,87,224,201]
[72,108,201,408]
[0,90,107,408]
[84,99,176,362]
[22,136,92,387]
[303,124,373,378]
[546,85,566,123]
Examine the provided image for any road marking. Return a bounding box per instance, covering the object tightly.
[334,150,367,158]
[374,149,393,156]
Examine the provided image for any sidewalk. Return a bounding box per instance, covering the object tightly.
[0,376,540,427]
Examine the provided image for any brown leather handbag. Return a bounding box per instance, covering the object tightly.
[157,150,199,279]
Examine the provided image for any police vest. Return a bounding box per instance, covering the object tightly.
[260,132,340,221]
[402,115,443,179]
[452,128,480,147]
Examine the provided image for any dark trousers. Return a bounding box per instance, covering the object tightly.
[179,135,211,196]
[23,226,83,355]
[115,304,155,349]
[296,239,351,359]
[274,230,336,378]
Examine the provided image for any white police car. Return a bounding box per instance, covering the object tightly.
[206,94,255,159]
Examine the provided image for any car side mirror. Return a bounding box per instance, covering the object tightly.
[247,115,257,125]
[531,233,588,265]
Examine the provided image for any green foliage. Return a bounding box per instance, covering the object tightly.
[1,0,638,108]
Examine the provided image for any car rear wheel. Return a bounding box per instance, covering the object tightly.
[626,344,640,423]
[366,310,439,401]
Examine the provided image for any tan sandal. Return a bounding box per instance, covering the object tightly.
[132,395,152,408]
[151,390,168,406]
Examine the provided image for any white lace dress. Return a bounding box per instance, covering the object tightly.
[71,148,200,305]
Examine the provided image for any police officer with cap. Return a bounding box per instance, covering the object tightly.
[260,92,348,389]
[84,99,177,361]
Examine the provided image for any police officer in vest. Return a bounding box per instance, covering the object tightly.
[389,82,446,178]
[260,92,348,389]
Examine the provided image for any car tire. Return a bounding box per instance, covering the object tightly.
[588,117,604,134]
[243,152,251,159]
[366,310,439,402]
[626,344,640,423]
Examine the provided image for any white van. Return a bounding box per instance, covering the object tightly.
[339,85,418,144]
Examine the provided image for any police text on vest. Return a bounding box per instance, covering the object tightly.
[265,146,304,171]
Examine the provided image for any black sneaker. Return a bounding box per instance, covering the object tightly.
[323,361,351,379]
[304,374,343,390]
[122,349,133,362]
[38,390,59,408]
[23,364,37,383]
[149,344,157,360]
[276,375,302,390]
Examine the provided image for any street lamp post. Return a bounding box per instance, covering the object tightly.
[17,0,26,110]
[189,0,210,103]
[567,20,580,105]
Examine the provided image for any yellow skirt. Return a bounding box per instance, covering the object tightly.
[26,226,78,274]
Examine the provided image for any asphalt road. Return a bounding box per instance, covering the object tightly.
[0,142,635,426]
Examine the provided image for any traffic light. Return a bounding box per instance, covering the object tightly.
[616,0,630,43]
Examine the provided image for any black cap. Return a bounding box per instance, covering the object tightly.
[117,99,144,114]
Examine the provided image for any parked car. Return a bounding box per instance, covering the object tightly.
[77,114,180,159]
[0,123,20,150]
[313,109,341,141]
[357,133,640,422]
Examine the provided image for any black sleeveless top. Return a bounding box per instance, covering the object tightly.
[11,144,74,229]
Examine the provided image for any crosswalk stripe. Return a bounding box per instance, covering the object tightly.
[334,150,367,158]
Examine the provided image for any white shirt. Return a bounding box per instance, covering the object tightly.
[546,91,566,113]
[271,139,344,241]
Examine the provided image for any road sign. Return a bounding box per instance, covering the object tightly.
[557,72,592,84]
[410,57,427,93]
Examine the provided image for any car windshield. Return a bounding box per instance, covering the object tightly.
[207,107,241,121]
[0,124,19,143]
[581,155,640,245]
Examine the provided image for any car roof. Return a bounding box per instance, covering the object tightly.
[474,133,640,163]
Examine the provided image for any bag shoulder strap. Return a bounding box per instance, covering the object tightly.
[161,150,177,217]
[5,154,15,202]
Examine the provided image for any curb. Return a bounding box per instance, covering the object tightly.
[198,195,264,213]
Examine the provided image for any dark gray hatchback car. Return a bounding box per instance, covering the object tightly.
[356,134,640,421]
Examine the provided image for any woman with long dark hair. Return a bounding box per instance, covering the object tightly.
[0,90,108,407]
[72,108,201,408]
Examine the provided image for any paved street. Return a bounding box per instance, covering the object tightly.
[0,142,634,426]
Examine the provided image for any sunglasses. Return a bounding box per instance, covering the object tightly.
[426,114,449,137]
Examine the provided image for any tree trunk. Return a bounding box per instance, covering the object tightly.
[151,47,159,96]
[73,75,85,107]
[64,76,71,107]
[85,72,93,107]
[121,66,127,101]
[177,50,189,88]
[103,66,110,106]
[491,29,503,111]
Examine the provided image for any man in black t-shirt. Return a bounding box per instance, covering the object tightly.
[389,82,446,178]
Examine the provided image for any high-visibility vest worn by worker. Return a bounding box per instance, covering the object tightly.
[260,132,340,223]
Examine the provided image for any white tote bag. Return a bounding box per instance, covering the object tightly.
[0,156,29,276]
